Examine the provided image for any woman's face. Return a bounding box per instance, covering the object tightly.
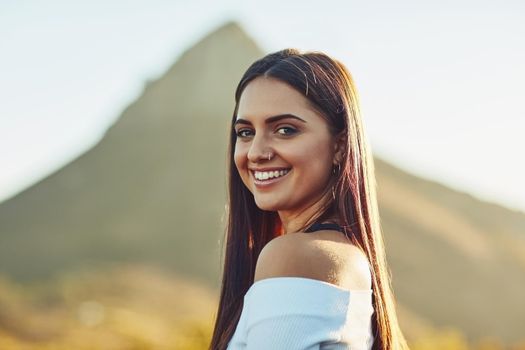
[234,77,341,214]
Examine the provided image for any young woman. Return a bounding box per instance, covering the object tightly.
[210,48,409,350]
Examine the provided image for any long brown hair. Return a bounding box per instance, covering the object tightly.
[210,48,409,350]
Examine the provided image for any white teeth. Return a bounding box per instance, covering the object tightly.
[254,169,289,180]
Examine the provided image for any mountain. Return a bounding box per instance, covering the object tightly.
[0,20,524,344]
[376,159,525,342]
[0,21,262,286]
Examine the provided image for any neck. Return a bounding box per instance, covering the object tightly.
[278,191,334,234]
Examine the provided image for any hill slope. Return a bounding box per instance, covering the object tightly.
[0,20,524,343]
[0,21,262,285]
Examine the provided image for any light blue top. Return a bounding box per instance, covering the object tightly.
[227,277,375,350]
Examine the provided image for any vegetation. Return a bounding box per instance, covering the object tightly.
[0,265,523,350]
[0,21,524,349]
[0,265,217,349]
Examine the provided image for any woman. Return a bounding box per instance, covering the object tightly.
[210,48,409,350]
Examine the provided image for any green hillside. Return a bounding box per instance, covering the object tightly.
[0,21,262,286]
[0,20,524,346]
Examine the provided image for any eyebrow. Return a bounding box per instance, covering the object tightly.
[233,113,307,127]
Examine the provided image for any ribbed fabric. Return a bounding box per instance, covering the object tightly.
[227,277,374,350]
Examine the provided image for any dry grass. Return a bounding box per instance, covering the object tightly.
[1,263,524,350]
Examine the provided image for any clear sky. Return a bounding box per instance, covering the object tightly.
[1,0,524,212]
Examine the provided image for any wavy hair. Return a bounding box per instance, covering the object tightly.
[210,48,409,350]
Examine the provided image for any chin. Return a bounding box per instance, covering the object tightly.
[254,203,278,212]
[254,198,282,212]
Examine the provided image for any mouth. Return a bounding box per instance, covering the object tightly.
[251,168,291,187]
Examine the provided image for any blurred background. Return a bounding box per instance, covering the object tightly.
[0,0,524,349]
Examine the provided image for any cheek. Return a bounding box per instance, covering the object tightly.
[286,139,332,168]
[233,144,248,173]
[233,147,254,192]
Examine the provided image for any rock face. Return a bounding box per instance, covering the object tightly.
[0,20,524,343]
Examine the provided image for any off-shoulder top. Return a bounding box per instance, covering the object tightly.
[226,223,375,349]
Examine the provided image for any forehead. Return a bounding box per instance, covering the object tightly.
[236,77,320,121]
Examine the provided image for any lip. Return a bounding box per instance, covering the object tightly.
[250,168,291,189]
[249,167,291,172]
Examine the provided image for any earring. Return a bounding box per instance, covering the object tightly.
[332,163,341,175]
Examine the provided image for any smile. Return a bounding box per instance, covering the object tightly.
[251,168,291,187]
[253,169,290,180]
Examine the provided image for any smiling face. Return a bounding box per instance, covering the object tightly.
[233,77,342,220]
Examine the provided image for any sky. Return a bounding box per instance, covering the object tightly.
[0,0,524,212]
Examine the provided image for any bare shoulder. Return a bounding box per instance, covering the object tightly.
[254,230,372,290]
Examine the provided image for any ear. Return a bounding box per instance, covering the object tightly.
[332,131,346,165]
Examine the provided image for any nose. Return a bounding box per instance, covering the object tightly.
[247,132,273,163]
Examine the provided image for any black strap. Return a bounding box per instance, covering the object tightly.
[304,222,344,233]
